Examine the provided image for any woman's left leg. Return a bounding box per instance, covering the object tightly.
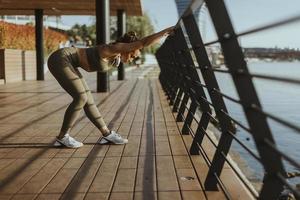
[75,69,110,136]
[75,69,128,144]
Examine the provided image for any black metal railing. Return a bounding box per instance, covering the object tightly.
[156,0,300,199]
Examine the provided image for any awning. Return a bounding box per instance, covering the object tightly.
[0,0,143,16]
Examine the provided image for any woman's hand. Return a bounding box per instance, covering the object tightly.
[162,26,175,37]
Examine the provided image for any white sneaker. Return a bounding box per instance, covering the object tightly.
[54,134,83,148]
[99,131,128,145]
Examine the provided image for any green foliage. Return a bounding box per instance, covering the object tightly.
[67,13,156,54]
[126,13,156,54]
[126,13,154,39]
[67,23,95,44]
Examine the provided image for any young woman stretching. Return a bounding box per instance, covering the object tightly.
[47,26,174,148]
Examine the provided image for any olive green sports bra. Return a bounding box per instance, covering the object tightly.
[85,46,121,72]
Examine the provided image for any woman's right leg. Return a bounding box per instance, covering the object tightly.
[48,58,88,140]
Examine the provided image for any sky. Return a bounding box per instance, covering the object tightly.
[61,0,300,49]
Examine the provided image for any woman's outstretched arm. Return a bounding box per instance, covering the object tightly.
[99,26,174,58]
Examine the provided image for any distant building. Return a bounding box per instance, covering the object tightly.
[0,15,70,31]
[174,0,208,40]
[174,0,201,23]
[243,47,300,61]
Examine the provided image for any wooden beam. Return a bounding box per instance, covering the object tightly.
[0,0,142,16]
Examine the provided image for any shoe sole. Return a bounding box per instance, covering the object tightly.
[54,140,83,149]
[99,138,128,145]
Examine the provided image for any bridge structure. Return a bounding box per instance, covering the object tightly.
[156,0,300,199]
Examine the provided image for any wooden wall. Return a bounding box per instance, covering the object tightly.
[0,49,37,84]
[23,51,37,81]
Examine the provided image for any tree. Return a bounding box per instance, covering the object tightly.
[126,13,154,39]
[126,13,158,54]
[66,13,158,54]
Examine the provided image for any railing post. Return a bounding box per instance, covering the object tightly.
[173,27,212,137]
[171,32,191,122]
[182,13,236,190]
[156,41,178,105]
[204,0,285,198]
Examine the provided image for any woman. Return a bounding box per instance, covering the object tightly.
[48,26,174,148]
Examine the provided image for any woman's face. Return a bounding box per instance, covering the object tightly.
[121,49,140,63]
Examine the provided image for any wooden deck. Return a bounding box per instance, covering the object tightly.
[0,66,248,200]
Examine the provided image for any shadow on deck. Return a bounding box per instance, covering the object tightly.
[0,65,250,200]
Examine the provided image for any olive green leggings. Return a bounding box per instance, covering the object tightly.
[48,47,106,135]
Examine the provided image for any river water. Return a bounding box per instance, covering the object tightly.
[213,60,300,186]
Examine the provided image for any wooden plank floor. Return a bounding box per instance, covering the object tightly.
[0,66,248,200]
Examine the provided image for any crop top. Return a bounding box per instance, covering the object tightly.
[85,46,120,72]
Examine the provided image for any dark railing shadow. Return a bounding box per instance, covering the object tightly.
[0,79,97,120]
[141,80,155,200]
[0,93,63,121]
[61,80,138,200]
[0,81,125,191]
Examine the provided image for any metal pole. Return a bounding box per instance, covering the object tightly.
[35,9,44,80]
[117,9,126,80]
[96,0,110,92]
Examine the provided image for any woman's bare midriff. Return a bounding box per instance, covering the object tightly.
[76,48,94,72]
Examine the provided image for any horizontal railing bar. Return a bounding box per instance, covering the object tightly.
[213,88,241,104]
[172,85,268,199]
[220,152,260,198]
[198,143,213,165]
[186,76,209,88]
[200,128,219,148]
[206,112,219,124]
[221,108,300,166]
[197,139,253,200]
[251,104,300,134]
[200,96,214,106]
[263,138,300,169]
[213,173,233,200]
[204,39,219,46]
[197,141,234,200]
[199,89,300,137]
[177,91,213,108]
[237,13,300,38]
[202,123,261,163]
[194,80,208,88]
[183,76,210,90]
[182,103,201,124]
[200,127,260,197]
[276,173,300,199]
[212,68,300,85]
[203,13,300,46]
[227,130,261,162]
[211,68,230,73]
[220,110,251,133]
[250,73,300,85]
[177,112,201,137]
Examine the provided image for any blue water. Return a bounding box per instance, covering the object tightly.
[213,61,300,185]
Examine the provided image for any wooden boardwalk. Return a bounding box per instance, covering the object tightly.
[0,66,249,200]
